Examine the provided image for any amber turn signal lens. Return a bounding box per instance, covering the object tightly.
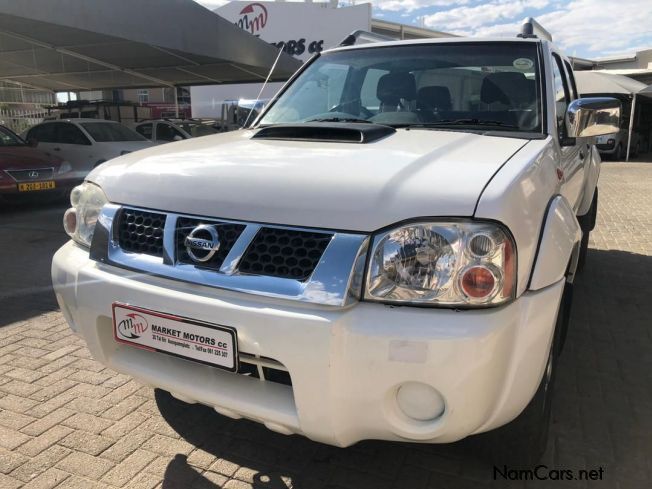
[461,266,496,298]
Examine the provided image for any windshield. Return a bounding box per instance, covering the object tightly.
[177,122,219,138]
[259,42,542,133]
[80,122,147,142]
[0,126,25,146]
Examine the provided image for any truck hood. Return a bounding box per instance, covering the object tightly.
[89,129,528,232]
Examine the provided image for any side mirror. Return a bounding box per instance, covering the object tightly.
[27,137,38,148]
[172,135,184,142]
[567,97,621,139]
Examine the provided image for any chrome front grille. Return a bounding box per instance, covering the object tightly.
[117,208,166,257]
[90,204,369,307]
[175,217,246,270]
[6,168,54,182]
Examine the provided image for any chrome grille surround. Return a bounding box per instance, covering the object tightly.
[90,204,369,307]
[5,167,55,182]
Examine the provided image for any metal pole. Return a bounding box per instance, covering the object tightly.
[175,87,179,118]
[626,93,636,162]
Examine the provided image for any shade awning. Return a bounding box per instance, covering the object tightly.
[574,71,651,98]
[0,0,302,92]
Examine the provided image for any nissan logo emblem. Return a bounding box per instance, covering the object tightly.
[184,225,221,263]
[28,171,39,178]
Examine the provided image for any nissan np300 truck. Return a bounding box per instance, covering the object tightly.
[52,32,620,464]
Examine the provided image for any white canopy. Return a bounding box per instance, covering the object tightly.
[574,71,648,97]
[0,0,301,92]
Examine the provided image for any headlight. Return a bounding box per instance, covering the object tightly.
[57,161,72,175]
[62,182,108,248]
[364,221,516,307]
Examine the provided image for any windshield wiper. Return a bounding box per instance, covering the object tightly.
[305,117,372,124]
[406,119,520,130]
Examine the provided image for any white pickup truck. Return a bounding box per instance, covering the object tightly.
[52,31,620,464]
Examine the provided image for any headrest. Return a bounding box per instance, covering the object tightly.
[481,72,534,105]
[417,86,452,111]
[377,73,416,105]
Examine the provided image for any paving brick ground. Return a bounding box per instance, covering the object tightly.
[1,161,651,489]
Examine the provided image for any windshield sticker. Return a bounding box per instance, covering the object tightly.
[513,58,534,70]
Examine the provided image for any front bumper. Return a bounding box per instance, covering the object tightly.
[52,241,564,447]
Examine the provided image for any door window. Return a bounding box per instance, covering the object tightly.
[56,123,91,145]
[563,60,578,100]
[135,123,153,139]
[27,124,58,143]
[551,54,571,137]
[155,123,185,142]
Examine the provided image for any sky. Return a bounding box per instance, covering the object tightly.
[195,0,652,59]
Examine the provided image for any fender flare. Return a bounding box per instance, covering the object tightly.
[528,195,582,290]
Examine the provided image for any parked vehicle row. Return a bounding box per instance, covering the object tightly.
[22,119,154,180]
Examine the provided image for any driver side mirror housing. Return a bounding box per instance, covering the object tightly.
[566,97,621,140]
[27,137,38,148]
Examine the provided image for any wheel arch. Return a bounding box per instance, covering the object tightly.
[528,194,582,291]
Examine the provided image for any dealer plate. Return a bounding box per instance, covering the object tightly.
[18,181,55,192]
[112,303,238,372]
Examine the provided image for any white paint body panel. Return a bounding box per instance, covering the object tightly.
[529,196,582,290]
[87,129,527,231]
[53,242,564,446]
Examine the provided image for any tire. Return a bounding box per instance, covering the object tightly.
[616,143,624,161]
[577,187,598,273]
[472,283,569,466]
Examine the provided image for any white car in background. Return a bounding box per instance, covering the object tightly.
[134,119,220,144]
[24,119,153,179]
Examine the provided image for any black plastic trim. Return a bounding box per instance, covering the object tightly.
[252,123,396,144]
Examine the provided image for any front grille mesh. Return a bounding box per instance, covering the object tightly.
[176,218,245,270]
[238,228,332,281]
[118,208,166,257]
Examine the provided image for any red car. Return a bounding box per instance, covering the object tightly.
[0,124,78,201]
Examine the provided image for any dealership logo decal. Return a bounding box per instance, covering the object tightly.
[237,3,268,35]
[117,313,149,339]
[184,224,221,263]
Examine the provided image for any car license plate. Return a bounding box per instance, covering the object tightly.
[18,181,56,192]
[112,303,238,372]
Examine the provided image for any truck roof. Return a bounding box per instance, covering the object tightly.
[326,36,544,55]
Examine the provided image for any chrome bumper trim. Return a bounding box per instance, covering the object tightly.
[90,204,369,307]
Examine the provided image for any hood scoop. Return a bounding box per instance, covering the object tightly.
[252,122,395,144]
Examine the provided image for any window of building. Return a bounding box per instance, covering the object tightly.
[138,89,149,104]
